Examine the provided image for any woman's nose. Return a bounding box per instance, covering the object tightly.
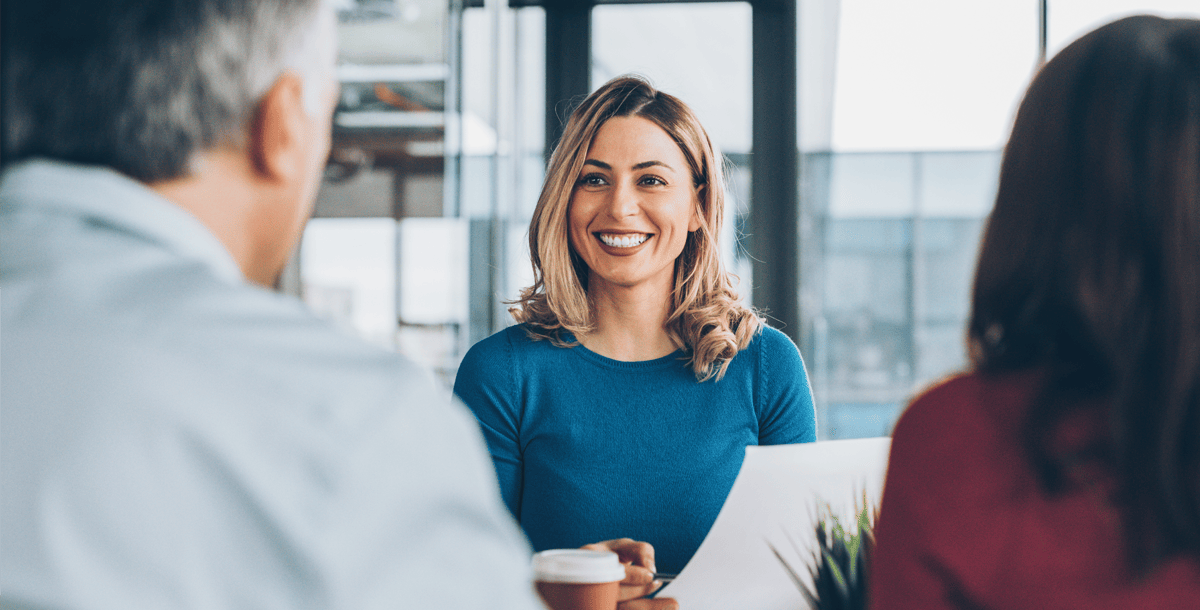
[607,181,640,218]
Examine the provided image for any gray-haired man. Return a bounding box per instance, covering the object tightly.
[0,1,671,609]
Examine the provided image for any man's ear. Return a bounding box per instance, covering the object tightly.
[248,72,308,183]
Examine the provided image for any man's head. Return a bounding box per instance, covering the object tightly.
[3,0,335,181]
[3,0,339,285]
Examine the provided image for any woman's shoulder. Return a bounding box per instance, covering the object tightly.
[460,323,565,366]
[456,326,534,397]
[904,370,1039,424]
[752,324,797,349]
[895,373,985,434]
[729,324,808,394]
[909,371,981,407]
[890,369,1042,460]
[746,324,802,362]
[455,324,582,399]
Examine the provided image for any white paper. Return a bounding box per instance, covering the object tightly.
[657,437,892,609]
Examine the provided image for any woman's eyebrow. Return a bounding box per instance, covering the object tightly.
[581,159,674,172]
[632,160,672,171]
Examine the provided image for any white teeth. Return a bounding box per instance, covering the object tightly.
[599,233,648,248]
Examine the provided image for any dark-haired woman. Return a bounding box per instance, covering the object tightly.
[870,15,1200,610]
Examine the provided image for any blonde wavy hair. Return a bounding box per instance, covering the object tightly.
[511,75,761,381]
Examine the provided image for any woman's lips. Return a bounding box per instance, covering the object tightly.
[597,232,650,248]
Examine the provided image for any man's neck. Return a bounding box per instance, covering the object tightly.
[149,150,271,286]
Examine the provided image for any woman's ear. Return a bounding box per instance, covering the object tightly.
[689,185,705,232]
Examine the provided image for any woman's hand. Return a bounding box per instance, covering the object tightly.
[581,538,678,610]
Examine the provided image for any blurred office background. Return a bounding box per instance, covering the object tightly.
[292,0,1200,440]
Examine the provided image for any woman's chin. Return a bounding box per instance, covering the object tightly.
[587,267,677,293]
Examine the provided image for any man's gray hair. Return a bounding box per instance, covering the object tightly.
[2,0,334,183]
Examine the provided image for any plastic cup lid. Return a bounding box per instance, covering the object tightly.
[532,549,626,584]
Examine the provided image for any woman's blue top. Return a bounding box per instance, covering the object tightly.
[453,323,817,574]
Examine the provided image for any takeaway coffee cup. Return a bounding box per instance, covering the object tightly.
[532,549,626,610]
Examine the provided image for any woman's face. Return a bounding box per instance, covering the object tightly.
[568,116,702,295]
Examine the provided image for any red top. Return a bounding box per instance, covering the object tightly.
[870,371,1200,610]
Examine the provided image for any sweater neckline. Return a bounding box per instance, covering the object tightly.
[561,332,688,372]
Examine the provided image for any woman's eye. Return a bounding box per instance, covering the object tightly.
[577,174,606,187]
[640,176,666,187]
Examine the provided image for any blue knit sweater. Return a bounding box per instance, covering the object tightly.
[453,324,817,574]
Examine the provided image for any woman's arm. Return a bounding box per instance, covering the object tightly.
[453,330,525,520]
[756,326,818,444]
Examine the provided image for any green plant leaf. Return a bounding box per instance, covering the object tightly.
[775,492,879,609]
[822,546,850,597]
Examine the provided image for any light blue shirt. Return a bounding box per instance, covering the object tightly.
[0,159,544,610]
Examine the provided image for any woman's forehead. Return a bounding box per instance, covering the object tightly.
[583,116,689,171]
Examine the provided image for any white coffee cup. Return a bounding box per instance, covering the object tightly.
[532,549,626,610]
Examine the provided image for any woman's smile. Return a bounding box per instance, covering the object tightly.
[568,116,701,290]
[597,232,651,249]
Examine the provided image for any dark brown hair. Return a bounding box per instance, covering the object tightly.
[969,15,1200,569]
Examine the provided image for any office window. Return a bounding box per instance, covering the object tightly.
[832,0,1039,152]
[592,2,752,155]
[296,0,461,382]
[295,0,1200,401]
[806,0,1037,438]
[1048,0,1200,54]
[300,218,398,347]
[457,5,546,348]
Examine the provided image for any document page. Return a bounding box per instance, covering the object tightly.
[658,437,892,609]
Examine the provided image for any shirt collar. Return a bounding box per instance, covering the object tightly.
[0,158,245,284]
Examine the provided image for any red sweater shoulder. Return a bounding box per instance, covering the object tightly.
[871,369,1200,610]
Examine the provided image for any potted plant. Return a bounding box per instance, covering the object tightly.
[771,496,878,610]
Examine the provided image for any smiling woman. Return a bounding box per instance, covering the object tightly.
[453,76,818,575]
[567,115,704,355]
[515,76,762,379]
